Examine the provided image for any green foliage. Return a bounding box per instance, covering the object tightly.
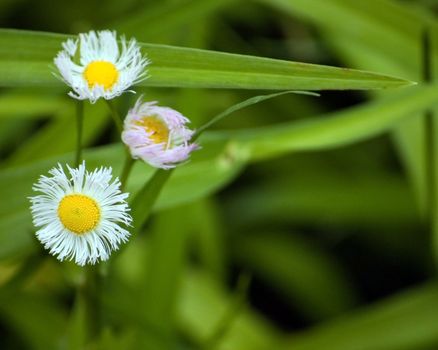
[0,29,413,90]
[0,0,437,349]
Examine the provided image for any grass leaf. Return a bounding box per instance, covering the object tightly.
[0,29,414,90]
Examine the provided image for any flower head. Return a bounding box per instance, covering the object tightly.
[122,98,199,169]
[54,30,149,103]
[29,162,131,266]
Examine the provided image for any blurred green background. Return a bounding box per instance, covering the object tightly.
[2,0,438,349]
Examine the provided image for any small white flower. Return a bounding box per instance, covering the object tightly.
[29,162,132,266]
[122,98,199,169]
[54,30,149,103]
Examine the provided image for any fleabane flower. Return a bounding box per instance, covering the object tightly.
[29,162,132,266]
[54,30,149,103]
[122,98,199,169]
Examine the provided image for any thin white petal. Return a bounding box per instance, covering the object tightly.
[53,30,149,103]
[29,162,132,266]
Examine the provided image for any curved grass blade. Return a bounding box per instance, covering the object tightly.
[194,90,318,137]
[218,85,438,161]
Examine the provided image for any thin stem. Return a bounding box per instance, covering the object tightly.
[120,154,135,191]
[75,101,84,167]
[131,169,173,236]
[105,100,123,133]
[83,265,101,340]
[74,100,101,343]
[105,100,134,189]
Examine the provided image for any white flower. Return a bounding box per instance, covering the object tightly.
[122,98,199,169]
[54,30,149,103]
[29,162,132,266]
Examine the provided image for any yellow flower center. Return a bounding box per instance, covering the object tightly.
[137,116,169,144]
[83,61,119,90]
[57,194,101,234]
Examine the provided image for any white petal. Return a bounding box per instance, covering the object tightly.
[53,30,149,103]
[29,162,132,266]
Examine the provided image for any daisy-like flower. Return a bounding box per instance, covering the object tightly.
[54,30,149,103]
[29,162,131,266]
[122,98,199,169]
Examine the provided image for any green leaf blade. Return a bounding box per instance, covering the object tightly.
[0,29,415,90]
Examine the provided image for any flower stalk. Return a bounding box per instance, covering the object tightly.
[105,100,123,133]
[120,155,135,191]
[75,100,84,167]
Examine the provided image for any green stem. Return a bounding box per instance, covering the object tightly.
[130,169,173,235]
[107,169,173,284]
[83,265,101,340]
[73,100,100,343]
[120,154,135,191]
[108,169,173,265]
[75,101,84,167]
[105,100,123,134]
